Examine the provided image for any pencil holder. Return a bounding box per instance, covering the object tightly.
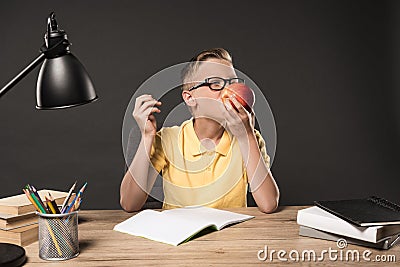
[37,211,79,261]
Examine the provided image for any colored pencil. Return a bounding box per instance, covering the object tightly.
[28,190,47,214]
[22,189,41,212]
[61,181,77,212]
[48,192,61,214]
[30,185,47,212]
[22,188,62,256]
[65,182,87,213]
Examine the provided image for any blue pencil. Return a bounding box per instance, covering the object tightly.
[64,182,87,213]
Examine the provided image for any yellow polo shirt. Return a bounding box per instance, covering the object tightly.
[150,119,270,209]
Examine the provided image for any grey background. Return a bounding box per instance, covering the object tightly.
[0,0,399,209]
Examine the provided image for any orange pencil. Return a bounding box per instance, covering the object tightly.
[69,197,81,212]
[23,189,41,212]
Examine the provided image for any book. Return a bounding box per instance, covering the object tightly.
[0,213,38,230]
[113,206,254,246]
[0,190,72,215]
[297,206,400,243]
[299,226,400,250]
[0,212,36,229]
[0,223,38,246]
[315,196,400,226]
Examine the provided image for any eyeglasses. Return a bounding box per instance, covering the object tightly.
[188,77,245,91]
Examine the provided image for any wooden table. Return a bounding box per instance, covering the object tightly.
[23,206,399,266]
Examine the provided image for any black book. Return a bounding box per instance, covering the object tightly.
[314,196,400,227]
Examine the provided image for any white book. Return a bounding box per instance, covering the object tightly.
[297,206,400,243]
[0,190,71,215]
[113,206,254,246]
[299,226,400,250]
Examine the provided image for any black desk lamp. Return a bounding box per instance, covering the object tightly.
[0,12,98,109]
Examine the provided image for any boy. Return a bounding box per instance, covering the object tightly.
[120,48,279,213]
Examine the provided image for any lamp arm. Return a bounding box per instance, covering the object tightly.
[0,53,46,97]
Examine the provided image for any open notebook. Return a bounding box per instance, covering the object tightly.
[113,206,254,246]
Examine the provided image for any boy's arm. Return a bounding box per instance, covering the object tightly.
[120,94,163,212]
[236,131,280,213]
[223,95,279,213]
[120,135,159,212]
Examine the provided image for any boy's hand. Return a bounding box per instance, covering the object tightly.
[222,94,254,140]
[132,94,162,137]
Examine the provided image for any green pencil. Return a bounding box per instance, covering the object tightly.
[29,191,47,214]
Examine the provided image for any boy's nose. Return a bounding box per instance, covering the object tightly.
[220,88,234,101]
[221,88,230,98]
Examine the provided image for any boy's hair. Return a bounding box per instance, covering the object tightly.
[181,48,233,91]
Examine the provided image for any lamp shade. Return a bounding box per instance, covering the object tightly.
[0,12,98,109]
[36,54,97,109]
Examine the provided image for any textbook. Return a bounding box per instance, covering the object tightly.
[0,223,38,246]
[0,190,71,215]
[315,196,400,226]
[114,206,254,246]
[0,212,37,230]
[297,206,400,243]
[0,212,37,229]
[299,226,400,250]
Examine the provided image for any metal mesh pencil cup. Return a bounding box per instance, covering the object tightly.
[37,211,79,260]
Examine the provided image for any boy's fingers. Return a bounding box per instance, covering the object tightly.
[135,94,157,105]
[222,98,233,112]
[224,99,240,117]
[222,99,237,121]
[139,99,161,113]
[136,94,153,103]
[148,114,156,122]
[143,106,161,116]
[223,97,234,110]
[134,95,154,111]
[229,95,245,113]
[151,107,161,113]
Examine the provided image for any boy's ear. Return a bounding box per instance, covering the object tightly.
[182,91,196,107]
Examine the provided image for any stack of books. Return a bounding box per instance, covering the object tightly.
[0,190,70,246]
[297,196,400,250]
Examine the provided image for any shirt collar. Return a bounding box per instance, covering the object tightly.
[183,118,232,157]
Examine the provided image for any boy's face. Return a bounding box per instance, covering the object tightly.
[183,58,237,124]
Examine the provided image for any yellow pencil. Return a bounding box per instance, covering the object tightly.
[45,221,62,256]
[48,192,61,214]
[45,195,57,214]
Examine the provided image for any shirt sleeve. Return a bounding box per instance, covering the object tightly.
[254,129,271,169]
[150,129,167,173]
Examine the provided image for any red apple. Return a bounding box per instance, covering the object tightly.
[221,83,255,113]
